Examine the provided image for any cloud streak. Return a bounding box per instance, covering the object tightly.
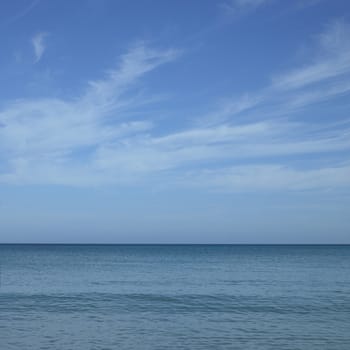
[180,164,350,192]
[31,32,49,63]
[220,0,272,16]
[2,0,40,26]
[203,19,350,125]
[220,0,325,17]
[1,21,350,192]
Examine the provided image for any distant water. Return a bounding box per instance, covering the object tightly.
[1,245,350,349]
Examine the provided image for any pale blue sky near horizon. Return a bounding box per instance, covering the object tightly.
[0,0,350,243]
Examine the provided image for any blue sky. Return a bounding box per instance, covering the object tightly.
[0,0,349,243]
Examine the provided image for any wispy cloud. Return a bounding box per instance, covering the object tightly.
[203,19,350,126]
[179,164,350,192]
[31,32,49,63]
[2,0,40,26]
[0,43,181,185]
[221,0,272,15]
[220,0,325,17]
[272,21,350,90]
[232,0,270,8]
[1,21,350,192]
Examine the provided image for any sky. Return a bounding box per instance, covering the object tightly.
[0,0,349,243]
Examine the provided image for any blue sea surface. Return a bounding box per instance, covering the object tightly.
[0,244,349,349]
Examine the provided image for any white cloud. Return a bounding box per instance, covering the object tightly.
[4,0,40,26]
[179,164,350,192]
[234,0,270,8]
[0,44,181,185]
[272,20,350,90]
[31,32,49,63]
[203,19,350,126]
[221,0,272,15]
[221,0,325,17]
[1,22,350,192]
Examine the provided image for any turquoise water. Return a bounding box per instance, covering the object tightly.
[0,244,349,349]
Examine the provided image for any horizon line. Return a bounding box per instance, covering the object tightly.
[0,243,349,246]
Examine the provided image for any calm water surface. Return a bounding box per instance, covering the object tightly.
[0,244,349,349]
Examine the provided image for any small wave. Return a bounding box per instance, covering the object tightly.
[1,292,349,315]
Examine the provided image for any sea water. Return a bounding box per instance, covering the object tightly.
[0,244,349,349]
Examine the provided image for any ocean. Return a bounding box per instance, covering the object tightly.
[0,244,349,349]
